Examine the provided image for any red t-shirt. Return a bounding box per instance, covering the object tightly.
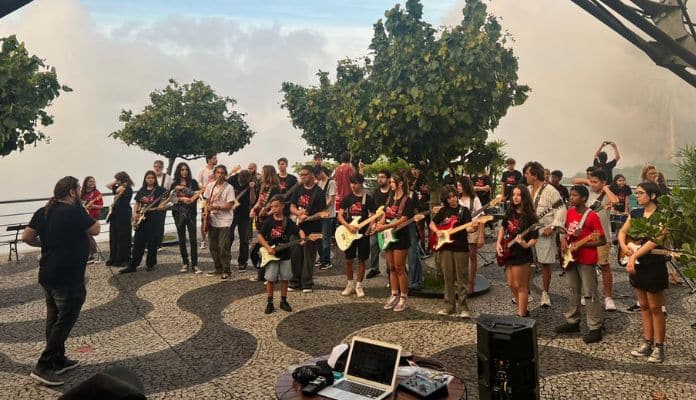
[565,207,604,265]
[333,164,354,211]
[81,189,104,219]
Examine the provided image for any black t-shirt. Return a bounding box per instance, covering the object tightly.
[255,185,282,223]
[384,195,415,249]
[29,203,96,288]
[501,213,539,265]
[501,170,523,199]
[432,205,472,252]
[473,174,492,205]
[611,185,632,213]
[372,188,392,208]
[292,185,326,233]
[227,175,251,216]
[172,179,200,215]
[279,174,298,195]
[593,158,618,183]
[111,185,133,219]
[135,186,166,219]
[552,183,570,204]
[340,193,377,234]
[259,217,300,260]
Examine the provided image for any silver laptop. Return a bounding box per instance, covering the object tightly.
[318,337,402,400]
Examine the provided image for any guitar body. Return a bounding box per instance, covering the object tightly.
[561,248,575,269]
[259,246,281,268]
[335,217,363,251]
[431,220,457,251]
[562,232,600,269]
[377,220,398,251]
[496,237,513,266]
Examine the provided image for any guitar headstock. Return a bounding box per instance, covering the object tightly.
[432,206,443,214]
[307,233,323,241]
[374,205,385,215]
[413,214,427,222]
[478,215,494,224]
[490,195,503,207]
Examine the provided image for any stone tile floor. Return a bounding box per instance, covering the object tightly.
[1,242,695,399]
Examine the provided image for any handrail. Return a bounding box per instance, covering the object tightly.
[0,192,115,205]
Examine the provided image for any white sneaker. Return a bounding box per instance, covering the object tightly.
[180,265,188,273]
[302,288,313,293]
[540,291,551,307]
[341,281,355,296]
[200,242,207,250]
[355,283,365,298]
[192,266,202,274]
[580,297,586,306]
[459,310,471,319]
[604,297,617,311]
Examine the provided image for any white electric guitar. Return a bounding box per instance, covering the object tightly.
[259,233,323,267]
[335,206,385,251]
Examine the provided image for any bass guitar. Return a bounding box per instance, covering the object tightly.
[259,233,323,267]
[496,199,565,266]
[561,232,601,269]
[428,195,503,251]
[377,212,430,251]
[132,190,171,231]
[431,215,494,252]
[335,206,385,251]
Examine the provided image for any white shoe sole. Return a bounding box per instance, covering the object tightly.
[30,372,64,386]
[55,362,79,375]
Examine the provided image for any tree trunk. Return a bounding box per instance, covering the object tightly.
[167,156,176,176]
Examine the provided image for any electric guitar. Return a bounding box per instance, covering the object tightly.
[133,190,171,231]
[428,195,503,251]
[259,233,323,267]
[335,206,385,251]
[561,232,601,269]
[377,212,430,251]
[431,216,495,252]
[618,239,682,266]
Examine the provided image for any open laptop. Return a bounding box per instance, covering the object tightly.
[318,337,402,400]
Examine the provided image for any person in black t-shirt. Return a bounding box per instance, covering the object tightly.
[473,170,492,205]
[23,176,100,386]
[337,174,377,298]
[277,157,299,195]
[289,165,327,291]
[366,169,392,279]
[430,185,474,318]
[171,162,200,273]
[500,158,523,200]
[593,140,620,183]
[550,170,570,204]
[105,171,134,266]
[228,169,255,271]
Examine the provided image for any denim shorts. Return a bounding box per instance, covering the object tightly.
[264,259,292,282]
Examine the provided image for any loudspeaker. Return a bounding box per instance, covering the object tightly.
[476,314,539,400]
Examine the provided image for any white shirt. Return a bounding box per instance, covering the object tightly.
[319,178,337,218]
[204,181,235,228]
[156,173,172,190]
[196,166,215,190]
[587,189,612,242]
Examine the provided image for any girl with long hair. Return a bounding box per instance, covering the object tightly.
[250,165,281,226]
[105,172,134,267]
[457,176,485,293]
[81,176,104,263]
[172,162,200,273]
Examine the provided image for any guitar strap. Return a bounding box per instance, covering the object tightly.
[590,191,607,211]
[533,184,547,210]
[396,194,409,219]
[572,208,592,240]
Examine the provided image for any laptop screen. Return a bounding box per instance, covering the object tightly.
[346,340,399,386]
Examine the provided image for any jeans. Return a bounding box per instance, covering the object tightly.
[367,235,381,274]
[320,218,335,265]
[37,285,86,369]
[208,226,232,274]
[564,263,603,330]
[291,236,319,289]
[173,210,198,267]
[407,223,423,289]
[231,214,251,265]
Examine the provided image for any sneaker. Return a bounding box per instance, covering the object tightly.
[287,287,298,292]
[583,329,603,344]
[384,295,399,310]
[200,242,207,250]
[627,304,641,312]
[314,260,323,268]
[302,288,313,293]
[30,367,64,386]
[541,291,551,307]
[86,255,97,265]
[459,310,471,319]
[220,274,230,280]
[437,309,454,316]
[647,344,665,363]
[180,265,188,273]
[558,270,565,277]
[145,265,154,271]
[237,264,248,272]
[118,267,137,274]
[511,297,518,305]
[355,283,365,298]
[279,300,293,312]
[54,358,79,375]
[206,271,222,277]
[341,281,355,296]
[366,270,381,279]
[393,297,408,312]
[319,263,333,271]
[192,266,202,274]
[93,253,103,264]
[581,297,586,306]
[604,297,617,311]
[264,302,274,314]
[554,322,580,334]
[249,276,260,282]
[630,339,653,357]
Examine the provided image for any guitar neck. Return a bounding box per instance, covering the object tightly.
[446,220,475,236]
[356,212,384,229]
[274,239,303,252]
[393,212,429,233]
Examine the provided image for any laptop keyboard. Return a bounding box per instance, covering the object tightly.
[335,380,385,398]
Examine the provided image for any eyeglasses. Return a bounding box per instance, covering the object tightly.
[299,173,309,177]
[634,191,646,196]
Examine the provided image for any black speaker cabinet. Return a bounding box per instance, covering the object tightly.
[476,314,539,400]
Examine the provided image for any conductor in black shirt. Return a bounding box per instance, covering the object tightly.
[23,176,101,386]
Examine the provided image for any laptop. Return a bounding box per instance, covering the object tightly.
[318,337,402,400]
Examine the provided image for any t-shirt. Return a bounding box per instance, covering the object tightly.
[29,203,96,288]
[333,164,354,211]
[81,189,104,219]
[134,186,167,221]
[172,179,200,215]
[372,188,392,208]
[587,189,612,242]
[565,207,605,266]
[593,158,618,183]
[611,185,632,213]
[501,170,523,199]
[255,185,282,222]
[227,175,251,216]
[552,183,570,204]
[473,174,492,205]
[291,185,326,234]
[384,195,415,248]
[501,213,539,265]
[110,186,133,219]
[432,205,472,252]
[259,217,300,260]
[340,192,377,234]
[196,167,216,192]
[278,174,298,195]
[318,178,337,218]
[203,181,236,227]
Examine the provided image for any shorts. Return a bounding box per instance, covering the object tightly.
[597,243,611,265]
[534,232,558,264]
[264,259,292,282]
[345,236,370,261]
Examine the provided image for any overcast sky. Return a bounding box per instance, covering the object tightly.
[1,0,694,199]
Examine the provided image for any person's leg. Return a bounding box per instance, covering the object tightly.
[407,224,423,289]
[321,218,333,265]
[384,251,399,309]
[208,227,222,273]
[108,222,117,264]
[187,213,198,268]
[468,243,478,293]
[636,289,653,340]
[561,264,581,326]
[128,229,146,269]
[220,227,232,275]
[120,218,133,264]
[301,239,318,289]
[174,211,189,266]
[367,234,381,277]
[289,235,303,289]
[145,222,159,269]
[506,266,518,302]
[647,290,666,344]
[512,265,530,316]
[37,286,86,368]
[237,215,250,266]
[578,263,603,333]
[394,249,409,311]
[439,251,456,314]
[454,251,470,315]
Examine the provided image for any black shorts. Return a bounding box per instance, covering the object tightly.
[345,236,370,261]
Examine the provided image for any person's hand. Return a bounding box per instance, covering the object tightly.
[375,223,386,232]
[626,255,637,274]
[542,227,554,236]
[298,214,308,223]
[466,226,477,233]
[249,181,256,188]
[514,235,525,247]
[267,247,276,255]
[348,224,359,234]
[620,244,633,257]
[477,237,485,249]
[436,229,444,238]
[249,209,256,219]
[496,242,503,256]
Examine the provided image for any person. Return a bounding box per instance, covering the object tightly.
[333,151,355,213]
[316,166,336,270]
[543,168,551,184]
[430,185,475,318]
[289,165,327,292]
[411,165,431,252]
[572,169,619,310]
[500,158,523,201]
[619,182,668,362]
[152,160,172,247]
[313,153,323,168]
[496,184,539,317]
[406,169,425,291]
[524,161,566,307]
[258,195,304,314]
[610,174,632,214]
[657,172,671,196]
[472,169,492,206]
[228,169,255,271]
[119,171,167,274]
[203,165,236,280]
[105,172,134,267]
[337,174,376,298]
[375,171,414,312]
[366,169,392,279]
[549,170,570,204]
[80,176,104,263]
[196,153,218,249]
[555,185,606,344]
[23,176,101,386]
[171,162,200,273]
[277,157,298,195]
[457,176,485,293]
[593,140,620,183]
[250,165,282,281]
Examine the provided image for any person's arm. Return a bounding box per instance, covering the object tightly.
[326,182,336,209]
[106,180,117,190]
[602,185,618,204]
[21,227,41,247]
[87,221,101,236]
[571,177,590,185]
[610,142,620,162]
[593,141,605,160]
[257,233,274,254]
[337,208,350,228]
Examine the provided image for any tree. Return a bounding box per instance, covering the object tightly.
[111,79,254,174]
[281,0,528,180]
[0,35,72,156]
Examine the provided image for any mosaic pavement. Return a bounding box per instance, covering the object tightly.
[1,239,695,399]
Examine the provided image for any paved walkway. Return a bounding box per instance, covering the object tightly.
[1,242,695,399]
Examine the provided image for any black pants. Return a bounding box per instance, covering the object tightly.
[130,219,160,268]
[108,215,131,264]
[290,235,319,290]
[230,214,250,265]
[37,285,86,369]
[173,210,198,267]
[156,211,166,247]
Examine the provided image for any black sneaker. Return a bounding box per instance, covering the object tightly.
[118,267,137,274]
[145,265,155,272]
[237,264,248,272]
[583,329,603,344]
[279,301,292,312]
[627,304,641,312]
[264,302,274,314]
[54,358,79,375]
[554,322,581,334]
[318,263,333,271]
[366,270,380,279]
[105,260,114,266]
[30,366,64,386]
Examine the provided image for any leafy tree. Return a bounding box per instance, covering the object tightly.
[111,79,254,174]
[0,35,72,156]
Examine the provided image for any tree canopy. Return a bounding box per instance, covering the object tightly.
[281,0,528,178]
[0,35,72,156]
[111,79,254,174]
